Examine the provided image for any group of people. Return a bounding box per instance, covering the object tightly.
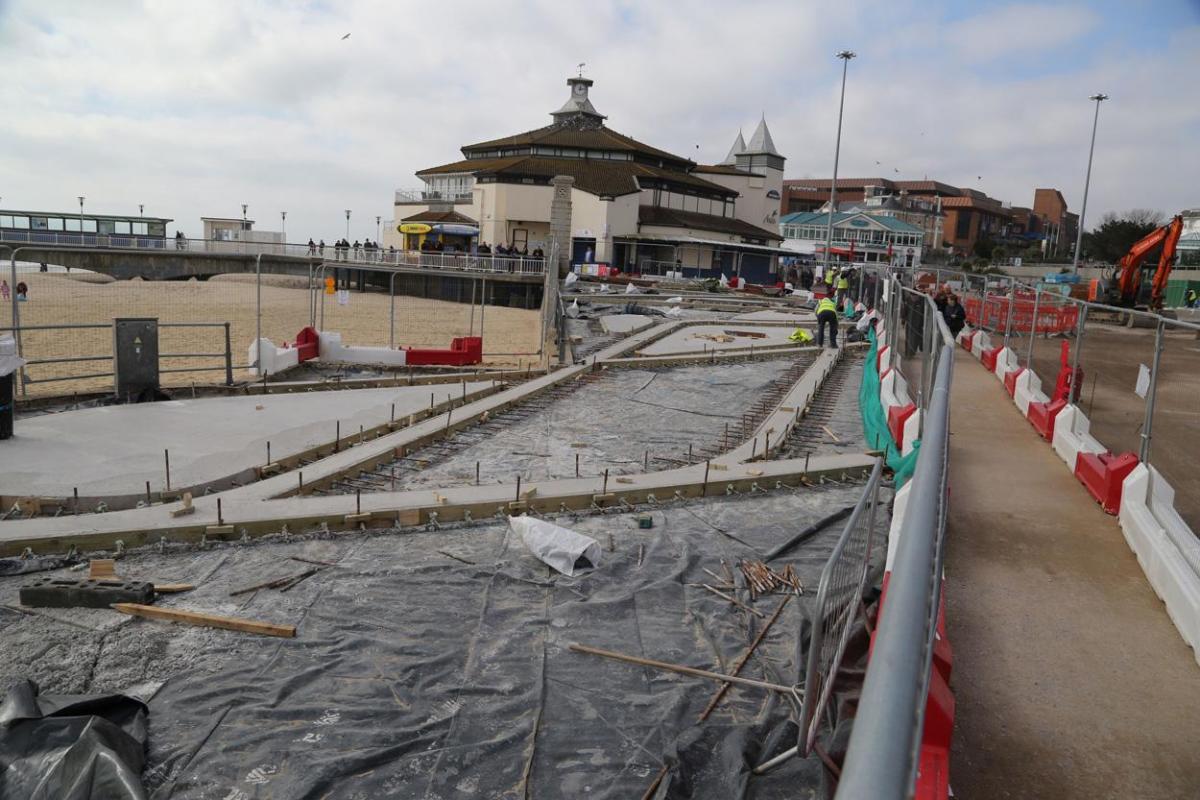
[326,239,385,261]
[933,286,967,337]
[0,280,29,301]
[812,265,858,348]
[476,242,544,259]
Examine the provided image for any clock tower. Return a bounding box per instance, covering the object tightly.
[551,77,606,127]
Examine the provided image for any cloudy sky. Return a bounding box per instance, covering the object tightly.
[1,0,1197,242]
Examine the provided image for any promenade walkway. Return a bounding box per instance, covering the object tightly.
[943,348,1200,798]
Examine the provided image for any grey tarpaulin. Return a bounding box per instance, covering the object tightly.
[0,487,884,799]
[0,679,148,800]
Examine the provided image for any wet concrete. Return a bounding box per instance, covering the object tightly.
[944,348,1200,799]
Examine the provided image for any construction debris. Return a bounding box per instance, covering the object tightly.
[568,643,795,694]
[739,560,804,599]
[89,559,117,579]
[111,603,296,638]
[20,576,155,609]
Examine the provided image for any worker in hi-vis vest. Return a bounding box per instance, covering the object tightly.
[835,272,850,306]
[816,295,840,348]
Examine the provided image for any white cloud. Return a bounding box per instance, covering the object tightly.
[0,0,1195,242]
[944,3,1101,62]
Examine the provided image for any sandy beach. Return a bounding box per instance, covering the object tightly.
[2,272,542,396]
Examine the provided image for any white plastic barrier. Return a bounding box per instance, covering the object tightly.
[877,344,892,374]
[1119,465,1200,664]
[994,347,1019,382]
[1013,369,1049,417]
[971,330,991,360]
[880,370,912,412]
[885,480,913,573]
[1051,404,1106,469]
[901,409,921,457]
[956,325,974,349]
[318,331,408,366]
[247,338,300,377]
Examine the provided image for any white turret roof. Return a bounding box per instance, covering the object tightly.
[744,116,780,156]
[721,130,746,165]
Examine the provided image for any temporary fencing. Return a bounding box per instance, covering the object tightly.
[930,265,1200,667]
[838,274,957,799]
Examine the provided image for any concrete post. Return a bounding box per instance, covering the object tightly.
[545,176,574,365]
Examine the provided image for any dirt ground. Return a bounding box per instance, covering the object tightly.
[1026,320,1200,532]
[1,272,542,397]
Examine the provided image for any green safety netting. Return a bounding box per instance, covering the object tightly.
[860,328,920,486]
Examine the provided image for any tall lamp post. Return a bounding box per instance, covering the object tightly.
[241,204,249,231]
[824,50,856,275]
[281,211,287,242]
[375,215,381,244]
[138,204,144,217]
[78,196,85,217]
[345,210,351,240]
[1071,93,1108,273]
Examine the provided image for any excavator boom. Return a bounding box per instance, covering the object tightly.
[1112,215,1184,309]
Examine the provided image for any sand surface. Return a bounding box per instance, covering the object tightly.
[1,273,541,396]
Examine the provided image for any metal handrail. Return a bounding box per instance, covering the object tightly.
[837,289,954,799]
[0,231,547,275]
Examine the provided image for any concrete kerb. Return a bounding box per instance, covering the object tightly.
[0,454,878,557]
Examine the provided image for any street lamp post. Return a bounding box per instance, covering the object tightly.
[345,210,351,240]
[824,50,856,276]
[241,204,249,232]
[281,211,287,242]
[375,215,381,244]
[1071,93,1108,273]
[138,204,144,217]
[78,196,85,217]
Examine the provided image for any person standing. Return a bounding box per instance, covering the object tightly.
[1186,288,1198,309]
[943,293,967,338]
[816,295,839,348]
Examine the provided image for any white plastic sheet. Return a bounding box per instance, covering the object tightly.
[509,516,601,576]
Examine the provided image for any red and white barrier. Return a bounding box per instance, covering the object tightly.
[1012,369,1049,417]
[956,326,974,351]
[318,331,410,366]
[901,409,921,456]
[993,347,1018,381]
[1119,465,1200,665]
[1051,404,1106,469]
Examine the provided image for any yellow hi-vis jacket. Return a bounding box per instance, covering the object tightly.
[817,298,838,315]
[837,276,849,290]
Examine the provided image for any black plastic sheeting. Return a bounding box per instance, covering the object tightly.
[0,680,148,800]
[0,488,884,799]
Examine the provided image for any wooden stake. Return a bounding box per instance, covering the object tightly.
[568,643,794,694]
[112,603,296,638]
[699,595,791,721]
[217,498,223,526]
[164,449,171,491]
[700,583,765,618]
[145,481,152,505]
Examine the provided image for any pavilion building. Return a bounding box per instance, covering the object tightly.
[389,76,787,282]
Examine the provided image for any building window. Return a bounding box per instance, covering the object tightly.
[81,219,97,233]
[98,220,115,235]
[65,218,81,232]
[132,221,149,235]
[47,217,64,231]
[955,211,971,239]
[31,217,49,230]
[115,220,132,234]
[10,216,29,229]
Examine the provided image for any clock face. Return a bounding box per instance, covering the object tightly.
[573,83,586,96]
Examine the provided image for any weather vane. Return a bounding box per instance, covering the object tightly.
[577,62,586,78]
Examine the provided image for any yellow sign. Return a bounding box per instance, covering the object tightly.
[398,223,432,234]
[324,276,335,295]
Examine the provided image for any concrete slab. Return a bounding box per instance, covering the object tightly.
[0,383,494,497]
[729,309,817,324]
[637,324,802,356]
[598,314,655,335]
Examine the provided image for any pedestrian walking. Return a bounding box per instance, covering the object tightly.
[943,293,967,338]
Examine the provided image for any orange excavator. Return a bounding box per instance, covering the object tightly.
[1104,214,1183,310]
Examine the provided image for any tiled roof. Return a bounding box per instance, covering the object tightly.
[779,211,924,233]
[462,123,689,166]
[938,196,1012,214]
[783,177,895,190]
[638,205,783,241]
[418,155,735,198]
[892,180,962,196]
[401,209,478,225]
[692,164,763,177]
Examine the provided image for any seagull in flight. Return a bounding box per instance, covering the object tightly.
[341,32,351,40]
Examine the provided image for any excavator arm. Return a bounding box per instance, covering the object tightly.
[1112,215,1183,309]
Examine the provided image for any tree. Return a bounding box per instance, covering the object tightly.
[973,236,995,260]
[1081,210,1164,263]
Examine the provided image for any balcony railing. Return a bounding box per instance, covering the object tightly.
[394,188,474,204]
[0,231,545,275]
